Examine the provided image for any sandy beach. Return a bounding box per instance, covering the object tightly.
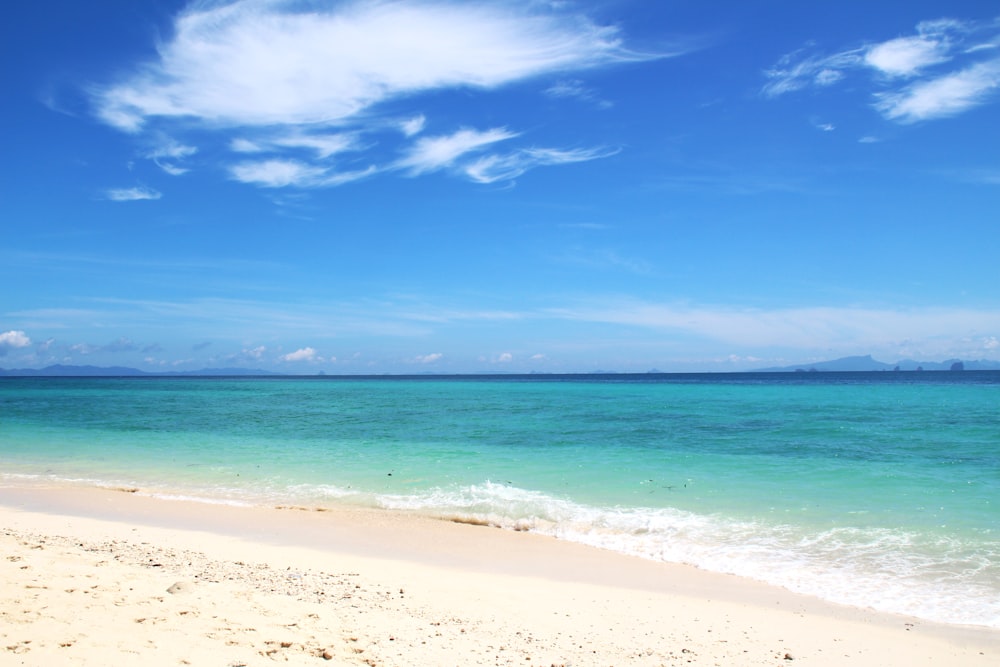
[1,483,997,666]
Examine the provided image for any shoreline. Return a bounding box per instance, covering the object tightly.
[2,481,998,666]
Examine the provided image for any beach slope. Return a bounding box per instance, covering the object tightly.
[1,485,997,666]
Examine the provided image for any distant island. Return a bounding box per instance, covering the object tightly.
[753,355,1000,373]
[2,356,1000,377]
[0,365,282,377]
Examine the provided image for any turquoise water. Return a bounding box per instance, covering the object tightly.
[1,373,998,627]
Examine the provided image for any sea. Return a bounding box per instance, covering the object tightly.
[1,372,998,628]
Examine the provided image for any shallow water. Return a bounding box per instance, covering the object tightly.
[2,372,998,627]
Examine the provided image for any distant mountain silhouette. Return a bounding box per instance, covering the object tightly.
[0,365,282,377]
[754,355,1000,372]
[4,359,999,377]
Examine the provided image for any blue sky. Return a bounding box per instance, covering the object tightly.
[2,0,999,373]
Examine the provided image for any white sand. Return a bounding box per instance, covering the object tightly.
[1,483,997,666]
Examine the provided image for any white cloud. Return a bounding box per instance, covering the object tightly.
[865,36,950,77]
[400,115,427,137]
[546,79,588,98]
[148,138,196,159]
[281,347,318,362]
[94,1,639,132]
[275,133,355,159]
[875,58,1000,122]
[227,159,374,188]
[463,154,524,183]
[123,136,196,175]
[762,48,862,97]
[0,330,31,350]
[274,132,360,158]
[465,146,618,183]
[814,68,844,86]
[396,127,518,175]
[229,160,323,187]
[496,352,514,363]
[230,138,263,153]
[764,17,1000,123]
[544,78,612,107]
[104,186,162,201]
[229,132,357,160]
[89,0,657,189]
[158,163,189,176]
[967,40,1000,54]
[147,137,198,174]
[326,165,380,186]
[10,294,1000,369]
[415,352,443,363]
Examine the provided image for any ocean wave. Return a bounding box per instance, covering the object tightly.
[6,471,998,628]
[299,480,1000,628]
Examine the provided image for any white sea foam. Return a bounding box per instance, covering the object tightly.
[350,481,1000,628]
[6,470,998,628]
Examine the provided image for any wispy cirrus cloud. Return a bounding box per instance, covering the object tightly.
[544,298,1000,358]
[391,129,617,183]
[400,115,427,137]
[761,47,863,97]
[228,159,376,188]
[465,146,619,184]
[395,127,519,176]
[230,131,359,159]
[544,78,613,108]
[89,0,664,190]
[147,137,197,175]
[875,59,1000,122]
[228,160,327,188]
[10,294,1000,368]
[104,185,162,201]
[764,16,1000,123]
